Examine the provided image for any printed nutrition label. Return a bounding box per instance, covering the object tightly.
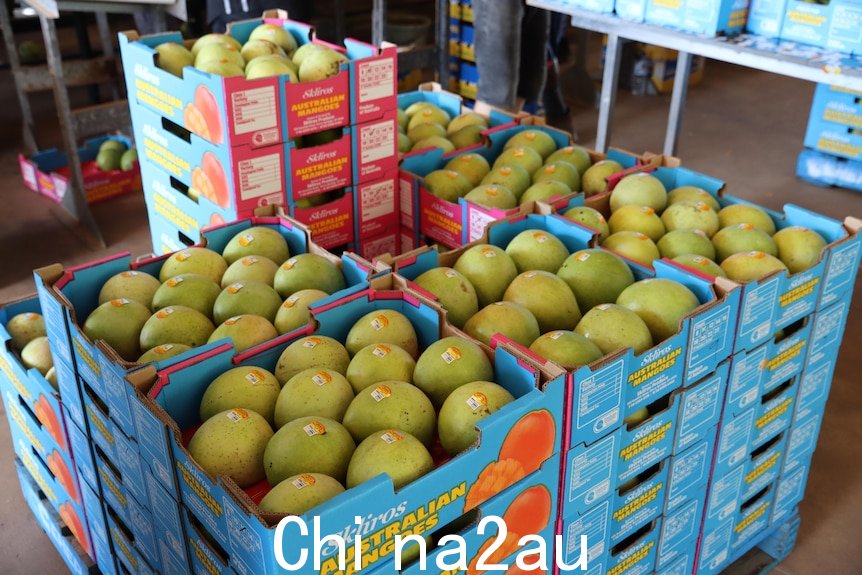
[232,87,278,135]
[739,280,779,341]
[467,209,496,242]
[569,434,615,504]
[361,179,395,221]
[358,58,395,103]
[400,178,414,218]
[688,306,731,377]
[578,361,624,433]
[238,153,282,200]
[360,121,396,164]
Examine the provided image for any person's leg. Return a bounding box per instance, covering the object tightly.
[473,0,524,111]
[517,5,550,106]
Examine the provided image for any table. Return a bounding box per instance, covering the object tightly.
[2,0,186,247]
[526,1,862,156]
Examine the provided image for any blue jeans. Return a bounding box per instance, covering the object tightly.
[473,0,550,110]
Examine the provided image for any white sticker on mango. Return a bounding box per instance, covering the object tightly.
[467,392,487,411]
[283,258,298,270]
[304,420,326,436]
[241,256,259,266]
[311,371,331,386]
[576,252,591,262]
[370,315,389,330]
[371,385,392,402]
[441,346,462,364]
[292,474,316,489]
[110,298,131,307]
[226,408,249,422]
[121,271,139,278]
[227,283,244,294]
[154,344,175,354]
[176,251,192,262]
[245,369,266,385]
[238,233,255,247]
[481,247,497,258]
[283,294,300,308]
[549,331,565,340]
[372,344,390,357]
[381,430,403,443]
[533,232,548,243]
[166,276,183,288]
[156,307,174,319]
[303,337,321,349]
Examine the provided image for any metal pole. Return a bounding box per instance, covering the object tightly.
[0,2,38,153]
[663,50,692,157]
[333,0,346,45]
[40,14,105,247]
[372,0,385,46]
[95,12,119,100]
[436,0,449,88]
[596,33,621,154]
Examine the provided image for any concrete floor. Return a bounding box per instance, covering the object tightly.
[0,50,860,574]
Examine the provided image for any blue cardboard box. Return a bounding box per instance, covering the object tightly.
[796,147,862,193]
[809,83,862,129]
[104,499,159,575]
[79,468,117,575]
[33,211,381,448]
[14,458,100,575]
[646,0,750,35]
[771,461,811,527]
[562,509,661,575]
[714,377,800,479]
[460,23,476,62]
[655,483,706,571]
[706,429,788,532]
[784,408,825,475]
[120,12,397,147]
[805,115,862,162]
[0,297,81,467]
[666,432,716,513]
[807,284,855,368]
[724,320,812,418]
[459,61,479,101]
[10,426,94,560]
[697,483,777,575]
[131,275,566,575]
[674,360,729,454]
[401,123,580,248]
[781,0,862,54]
[616,0,649,21]
[746,0,788,37]
[394,211,738,442]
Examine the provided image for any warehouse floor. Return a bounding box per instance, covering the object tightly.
[0,51,860,574]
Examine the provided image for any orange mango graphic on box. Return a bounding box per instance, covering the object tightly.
[59,502,90,556]
[184,85,224,144]
[464,410,556,510]
[466,486,552,575]
[191,152,230,208]
[46,451,79,504]
[33,395,64,449]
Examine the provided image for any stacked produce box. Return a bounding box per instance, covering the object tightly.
[797,83,862,194]
[119,11,400,257]
[3,47,862,575]
[447,0,479,103]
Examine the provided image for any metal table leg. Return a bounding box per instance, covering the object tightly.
[437,0,449,88]
[596,32,622,154]
[333,0,346,45]
[663,50,691,157]
[372,0,385,46]
[41,14,105,248]
[0,2,38,153]
[95,12,119,100]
